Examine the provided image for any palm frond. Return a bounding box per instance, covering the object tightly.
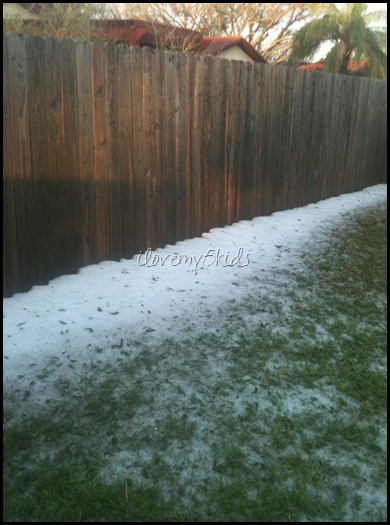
[364,10,388,27]
[288,16,341,64]
[324,43,344,73]
[369,28,387,52]
[288,3,387,78]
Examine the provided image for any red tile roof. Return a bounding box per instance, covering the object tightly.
[92,19,203,48]
[92,20,267,63]
[297,60,368,75]
[200,36,266,63]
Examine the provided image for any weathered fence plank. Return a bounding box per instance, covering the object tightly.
[91,42,109,263]
[143,48,157,250]
[61,39,84,275]
[3,35,20,295]
[105,43,123,261]
[202,56,213,233]
[154,48,166,248]
[76,41,96,266]
[192,56,204,240]
[184,53,195,239]
[8,34,37,292]
[225,60,239,225]
[174,52,187,242]
[118,43,135,258]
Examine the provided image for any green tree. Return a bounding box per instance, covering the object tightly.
[288,3,387,78]
[3,3,107,40]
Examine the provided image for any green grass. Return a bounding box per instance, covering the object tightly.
[3,203,387,522]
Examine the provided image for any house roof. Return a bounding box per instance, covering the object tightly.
[200,36,267,63]
[92,19,267,63]
[92,19,203,48]
[297,60,368,75]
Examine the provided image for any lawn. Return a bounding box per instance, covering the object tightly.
[3,186,387,522]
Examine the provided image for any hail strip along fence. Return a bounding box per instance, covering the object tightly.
[3,34,387,297]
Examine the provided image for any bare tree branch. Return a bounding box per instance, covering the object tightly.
[112,3,313,62]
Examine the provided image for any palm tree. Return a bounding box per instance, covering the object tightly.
[288,3,387,78]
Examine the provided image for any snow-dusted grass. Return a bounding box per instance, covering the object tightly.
[3,185,387,522]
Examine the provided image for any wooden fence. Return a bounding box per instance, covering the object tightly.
[3,34,387,297]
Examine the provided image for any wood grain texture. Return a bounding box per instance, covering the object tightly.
[8,34,37,291]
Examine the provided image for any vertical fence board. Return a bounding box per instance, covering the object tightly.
[225,60,238,225]
[143,48,157,250]
[164,52,176,245]
[279,66,294,211]
[192,56,204,238]
[8,34,38,292]
[261,64,275,215]
[320,73,335,200]
[329,75,344,196]
[301,71,318,206]
[308,71,326,204]
[245,61,256,218]
[154,49,166,247]
[355,78,371,191]
[105,44,123,260]
[340,76,357,195]
[270,66,286,212]
[202,57,213,233]
[223,59,231,225]
[76,41,96,266]
[61,40,83,274]
[3,35,20,296]
[118,44,135,257]
[129,46,147,253]
[375,82,388,182]
[119,46,136,256]
[26,36,54,285]
[364,80,382,189]
[91,42,109,262]
[45,38,65,278]
[220,60,231,226]
[296,71,313,207]
[184,53,195,238]
[209,58,224,227]
[174,52,187,241]
[234,61,247,222]
[254,64,265,216]
[335,74,349,195]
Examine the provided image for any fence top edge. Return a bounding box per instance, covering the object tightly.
[3,32,388,84]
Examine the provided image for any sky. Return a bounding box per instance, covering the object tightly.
[363,3,387,13]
